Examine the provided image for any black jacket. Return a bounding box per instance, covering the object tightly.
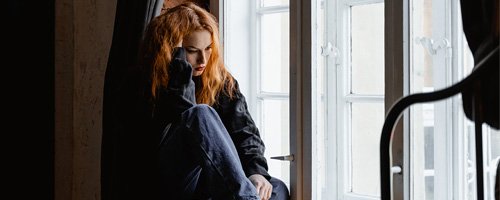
[103,48,270,199]
[154,48,271,180]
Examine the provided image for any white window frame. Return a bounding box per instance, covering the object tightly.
[327,0,386,199]
[219,0,498,199]
[222,0,295,190]
[253,1,290,124]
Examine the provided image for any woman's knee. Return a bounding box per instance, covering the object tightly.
[181,104,228,138]
[269,177,290,200]
[182,104,218,120]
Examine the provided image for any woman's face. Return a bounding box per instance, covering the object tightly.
[182,30,213,76]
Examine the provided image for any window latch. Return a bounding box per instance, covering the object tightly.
[321,42,338,57]
[392,165,402,174]
[270,154,294,161]
[415,37,450,55]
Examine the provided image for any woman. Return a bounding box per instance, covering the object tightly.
[134,2,289,200]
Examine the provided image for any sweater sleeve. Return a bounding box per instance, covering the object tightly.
[214,82,271,180]
[154,47,196,126]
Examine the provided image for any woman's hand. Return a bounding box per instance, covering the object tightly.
[249,174,272,200]
[175,40,183,48]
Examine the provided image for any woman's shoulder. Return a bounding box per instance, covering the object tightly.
[215,77,245,105]
[226,76,244,97]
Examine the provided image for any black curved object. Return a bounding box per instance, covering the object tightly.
[380,46,499,200]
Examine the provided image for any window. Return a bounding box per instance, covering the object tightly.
[312,0,385,199]
[409,0,500,199]
[223,0,499,199]
[223,0,291,188]
[255,0,291,188]
[310,0,498,199]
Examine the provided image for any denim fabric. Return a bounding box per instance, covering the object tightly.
[268,177,290,200]
[159,105,260,200]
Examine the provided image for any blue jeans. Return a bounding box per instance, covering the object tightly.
[159,105,289,200]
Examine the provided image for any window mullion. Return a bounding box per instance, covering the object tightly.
[345,0,384,6]
[257,92,289,100]
[257,5,289,15]
[344,94,384,102]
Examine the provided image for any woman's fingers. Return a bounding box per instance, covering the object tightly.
[259,182,272,200]
[248,174,273,200]
[266,186,272,200]
[254,183,263,199]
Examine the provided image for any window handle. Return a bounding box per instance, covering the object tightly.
[321,42,339,57]
[270,154,294,161]
[321,42,341,66]
[392,165,402,174]
[415,37,450,55]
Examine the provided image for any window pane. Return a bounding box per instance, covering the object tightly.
[261,99,290,187]
[485,126,500,200]
[261,0,289,7]
[410,103,437,200]
[351,102,384,196]
[410,1,445,198]
[351,3,384,95]
[261,12,289,93]
[410,0,435,93]
[490,129,500,164]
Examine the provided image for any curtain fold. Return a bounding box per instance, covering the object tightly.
[459,0,499,129]
[101,0,163,199]
[459,1,498,198]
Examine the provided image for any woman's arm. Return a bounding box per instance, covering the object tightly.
[214,82,271,180]
[154,48,196,124]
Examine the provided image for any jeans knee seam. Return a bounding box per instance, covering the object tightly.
[199,146,241,198]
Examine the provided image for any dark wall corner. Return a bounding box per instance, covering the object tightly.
[5,0,54,199]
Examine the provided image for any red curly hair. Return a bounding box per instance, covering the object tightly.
[140,2,235,105]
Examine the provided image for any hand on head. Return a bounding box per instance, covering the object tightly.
[175,40,182,48]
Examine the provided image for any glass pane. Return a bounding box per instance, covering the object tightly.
[485,126,500,200]
[351,102,384,196]
[410,1,442,198]
[464,120,476,200]
[410,0,435,94]
[351,3,384,95]
[410,103,437,200]
[261,0,289,7]
[261,12,289,93]
[261,99,290,187]
[490,129,500,166]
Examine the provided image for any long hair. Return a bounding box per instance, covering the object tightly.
[139,2,235,105]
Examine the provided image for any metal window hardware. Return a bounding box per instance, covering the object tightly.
[415,37,450,55]
[321,42,339,57]
[392,166,402,174]
[270,154,294,161]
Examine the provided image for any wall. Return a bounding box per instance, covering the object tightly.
[55,0,116,199]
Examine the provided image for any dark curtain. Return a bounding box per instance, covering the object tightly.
[460,0,499,129]
[101,0,163,199]
[459,0,499,199]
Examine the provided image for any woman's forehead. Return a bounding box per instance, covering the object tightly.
[184,30,212,47]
